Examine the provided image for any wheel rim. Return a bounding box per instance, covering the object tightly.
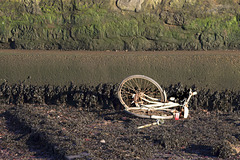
[118,75,164,109]
[125,108,174,119]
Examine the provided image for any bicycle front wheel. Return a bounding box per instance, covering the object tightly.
[118,75,165,109]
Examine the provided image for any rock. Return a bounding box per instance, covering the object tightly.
[100,139,106,143]
[117,0,145,12]
[160,11,185,26]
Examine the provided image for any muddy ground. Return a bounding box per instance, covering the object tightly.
[0,81,240,159]
[0,50,240,159]
[0,49,240,90]
[1,104,240,160]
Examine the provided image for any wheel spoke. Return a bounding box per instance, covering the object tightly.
[132,78,140,90]
[124,82,136,92]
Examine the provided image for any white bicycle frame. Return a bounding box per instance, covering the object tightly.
[125,89,197,120]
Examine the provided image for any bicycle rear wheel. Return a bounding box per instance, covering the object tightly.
[118,75,165,109]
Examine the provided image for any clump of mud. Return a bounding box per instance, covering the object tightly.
[212,140,239,158]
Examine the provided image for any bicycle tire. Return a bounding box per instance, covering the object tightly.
[117,75,165,109]
[125,108,174,119]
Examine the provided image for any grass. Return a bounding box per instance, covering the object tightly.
[184,15,240,33]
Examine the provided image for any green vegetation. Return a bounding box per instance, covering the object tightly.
[184,16,240,32]
[0,0,240,50]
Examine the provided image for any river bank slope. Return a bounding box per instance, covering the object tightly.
[0,0,240,51]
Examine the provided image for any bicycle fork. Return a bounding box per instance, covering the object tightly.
[182,89,197,119]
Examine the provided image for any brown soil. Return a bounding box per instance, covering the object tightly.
[0,49,240,91]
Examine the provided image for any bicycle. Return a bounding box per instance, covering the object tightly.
[117,75,197,128]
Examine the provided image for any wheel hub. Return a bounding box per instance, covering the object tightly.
[134,91,144,106]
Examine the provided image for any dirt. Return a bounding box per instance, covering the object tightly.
[1,104,240,160]
[0,105,55,159]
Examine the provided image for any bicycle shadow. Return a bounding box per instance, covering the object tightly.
[2,109,57,159]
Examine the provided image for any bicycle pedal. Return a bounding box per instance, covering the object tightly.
[156,119,164,125]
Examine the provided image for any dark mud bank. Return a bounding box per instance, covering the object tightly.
[1,81,240,112]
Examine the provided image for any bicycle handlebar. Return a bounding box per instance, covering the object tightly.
[184,89,197,107]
